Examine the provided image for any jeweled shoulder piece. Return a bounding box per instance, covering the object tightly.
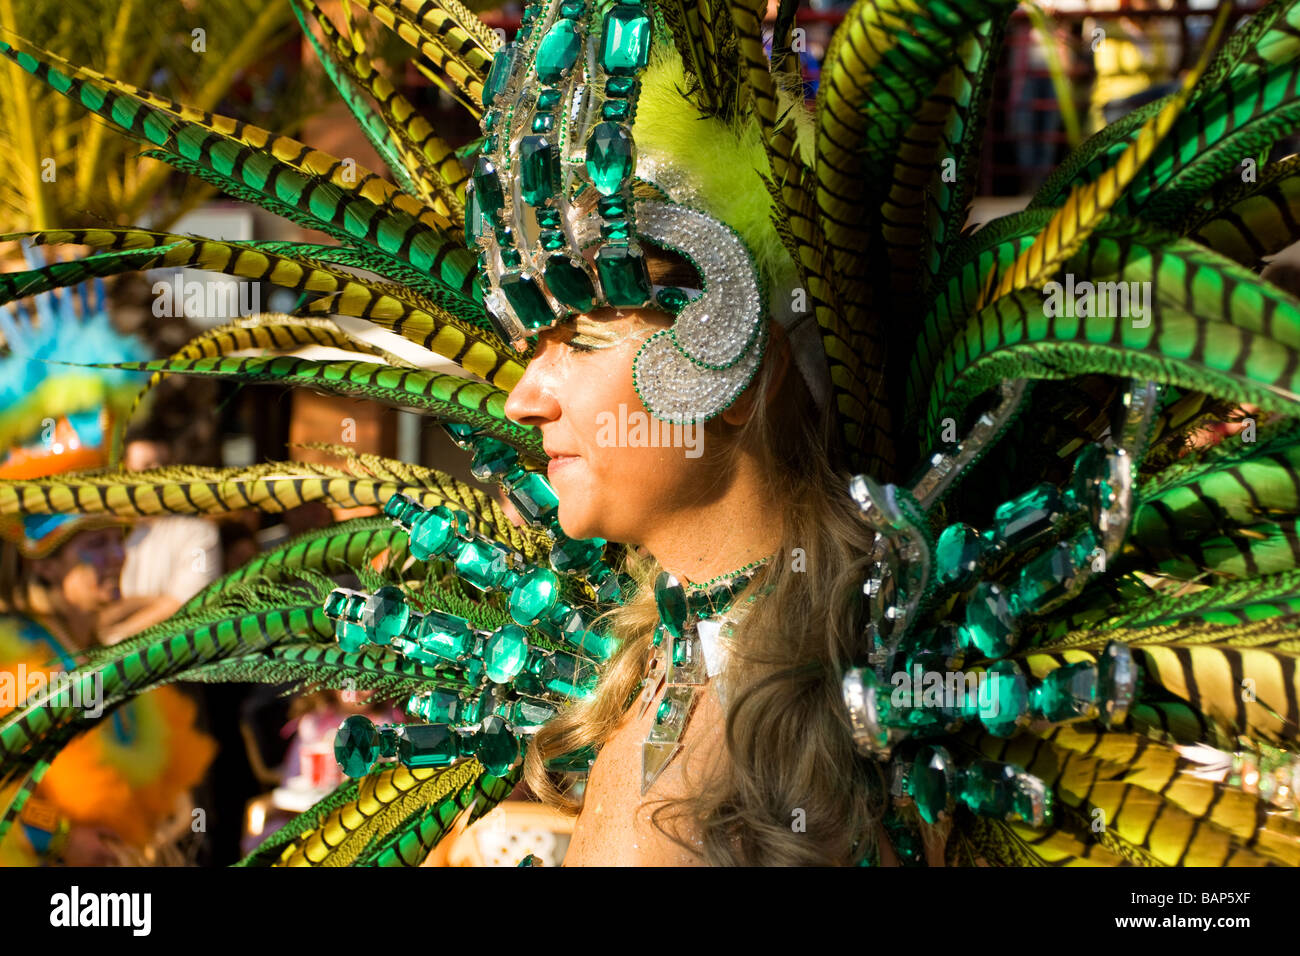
[470,0,768,423]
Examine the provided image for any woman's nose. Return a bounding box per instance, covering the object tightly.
[504,344,562,427]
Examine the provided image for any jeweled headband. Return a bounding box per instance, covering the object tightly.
[469,0,775,424]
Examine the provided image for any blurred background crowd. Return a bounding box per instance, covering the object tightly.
[0,0,1291,866]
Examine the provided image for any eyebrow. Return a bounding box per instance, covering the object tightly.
[571,316,626,345]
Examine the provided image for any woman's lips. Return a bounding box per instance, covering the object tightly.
[547,454,579,477]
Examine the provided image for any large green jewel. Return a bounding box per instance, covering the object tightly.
[535,18,581,83]
[1029,661,1098,723]
[533,649,597,698]
[520,135,560,206]
[962,582,1018,658]
[383,494,418,525]
[334,715,380,777]
[977,660,1028,737]
[544,255,596,313]
[509,698,557,727]
[585,121,634,196]
[935,523,984,588]
[482,45,513,107]
[509,566,562,627]
[473,715,520,775]
[464,181,485,250]
[414,609,475,661]
[595,244,651,306]
[455,538,515,591]
[364,586,409,646]
[335,619,368,653]
[506,470,560,523]
[471,155,504,218]
[1097,640,1138,726]
[909,745,955,824]
[409,506,458,560]
[397,723,460,769]
[1015,530,1098,614]
[470,436,519,481]
[992,483,1071,550]
[499,272,555,331]
[549,533,606,575]
[484,625,530,683]
[957,760,1019,816]
[407,689,465,723]
[599,4,651,75]
[654,571,688,639]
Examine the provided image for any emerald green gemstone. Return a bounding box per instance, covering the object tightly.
[472,156,504,217]
[962,582,1019,658]
[509,566,561,626]
[455,538,514,591]
[654,571,688,639]
[909,745,955,824]
[566,622,618,661]
[656,286,691,313]
[414,608,475,661]
[397,723,460,769]
[545,745,596,772]
[378,726,398,759]
[1067,442,1105,505]
[992,483,1070,550]
[536,88,561,111]
[536,206,562,229]
[549,533,606,575]
[335,619,368,653]
[655,698,672,723]
[443,422,479,445]
[407,689,464,723]
[341,594,366,623]
[595,244,651,306]
[1028,661,1098,723]
[540,229,567,251]
[509,698,557,726]
[935,523,984,588]
[957,760,1019,817]
[409,506,458,560]
[600,218,631,241]
[597,195,627,217]
[559,0,586,17]
[605,76,638,97]
[595,569,623,602]
[473,715,520,775]
[1097,640,1137,726]
[599,4,651,75]
[652,624,666,647]
[532,112,555,133]
[585,121,634,196]
[1015,542,1079,614]
[324,590,348,618]
[500,246,522,269]
[484,625,530,683]
[482,46,513,107]
[535,18,581,84]
[364,586,409,646]
[978,660,1028,737]
[520,134,559,205]
[543,254,596,312]
[470,436,519,481]
[602,98,631,121]
[507,470,560,523]
[499,272,556,331]
[383,493,417,524]
[334,715,380,777]
[533,649,597,697]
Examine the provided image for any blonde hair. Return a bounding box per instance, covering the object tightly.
[523,331,885,865]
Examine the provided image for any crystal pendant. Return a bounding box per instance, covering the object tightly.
[654,571,688,638]
[335,715,380,777]
[585,122,634,196]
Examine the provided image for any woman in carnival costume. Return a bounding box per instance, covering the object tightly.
[0,0,1299,866]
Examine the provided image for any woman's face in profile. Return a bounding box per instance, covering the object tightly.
[504,309,716,546]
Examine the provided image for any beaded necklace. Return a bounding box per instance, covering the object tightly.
[636,557,770,794]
